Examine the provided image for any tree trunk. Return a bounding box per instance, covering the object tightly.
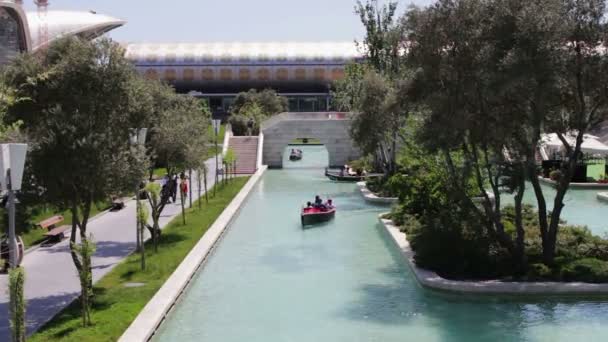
[69,204,83,276]
[544,149,578,264]
[527,151,550,261]
[197,171,202,210]
[139,219,145,270]
[513,163,527,273]
[180,183,186,225]
[135,187,141,252]
[152,220,160,253]
[203,166,209,204]
[188,169,193,208]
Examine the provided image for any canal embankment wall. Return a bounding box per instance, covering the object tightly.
[380,215,608,296]
[119,166,268,342]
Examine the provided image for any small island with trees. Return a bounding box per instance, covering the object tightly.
[336,0,608,284]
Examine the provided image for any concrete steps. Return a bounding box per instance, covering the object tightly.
[227,136,258,174]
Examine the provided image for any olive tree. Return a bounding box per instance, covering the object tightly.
[4,37,150,325]
[147,94,210,230]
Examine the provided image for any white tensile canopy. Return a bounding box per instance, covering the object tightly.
[541,133,608,157]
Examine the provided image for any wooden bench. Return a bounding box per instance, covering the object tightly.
[111,196,125,211]
[38,215,70,242]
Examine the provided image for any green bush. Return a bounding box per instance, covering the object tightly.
[549,169,562,181]
[561,258,608,283]
[407,207,510,279]
[526,263,553,281]
[229,114,256,136]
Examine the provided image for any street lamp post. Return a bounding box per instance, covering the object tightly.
[0,144,28,342]
[0,144,28,269]
[130,128,147,252]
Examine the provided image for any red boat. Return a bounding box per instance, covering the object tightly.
[301,206,336,226]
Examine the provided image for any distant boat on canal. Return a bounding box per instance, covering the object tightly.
[324,168,383,182]
[289,149,302,161]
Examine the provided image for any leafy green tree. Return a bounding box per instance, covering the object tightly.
[404,0,608,267]
[355,0,402,75]
[230,89,287,117]
[147,92,209,176]
[147,92,210,229]
[230,102,265,136]
[332,63,367,112]
[3,37,150,323]
[336,0,411,176]
[530,0,608,264]
[229,89,287,136]
[404,0,527,268]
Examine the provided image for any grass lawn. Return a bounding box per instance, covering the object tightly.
[19,201,111,248]
[208,123,225,143]
[29,177,250,342]
[151,167,168,179]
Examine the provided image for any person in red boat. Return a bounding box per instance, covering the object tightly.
[314,195,323,207]
[325,199,333,209]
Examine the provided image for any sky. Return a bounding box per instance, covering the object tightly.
[23,0,435,43]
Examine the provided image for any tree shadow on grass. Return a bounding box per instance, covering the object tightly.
[156,232,188,246]
[119,269,137,281]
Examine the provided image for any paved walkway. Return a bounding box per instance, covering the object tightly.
[0,157,220,339]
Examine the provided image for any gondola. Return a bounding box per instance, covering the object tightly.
[324,168,365,182]
[289,149,302,161]
[301,206,336,226]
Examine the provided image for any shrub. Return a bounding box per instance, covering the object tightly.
[229,114,256,136]
[407,204,511,279]
[526,263,553,281]
[366,177,398,197]
[560,258,608,283]
[549,169,562,181]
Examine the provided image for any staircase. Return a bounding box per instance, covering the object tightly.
[227,136,259,174]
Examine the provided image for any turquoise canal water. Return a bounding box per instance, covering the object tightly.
[153,146,608,342]
[513,184,608,236]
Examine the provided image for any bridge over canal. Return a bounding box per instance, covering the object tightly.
[261,112,360,168]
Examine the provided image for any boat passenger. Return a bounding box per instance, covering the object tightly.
[325,199,333,208]
[314,195,323,208]
[306,201,312,208]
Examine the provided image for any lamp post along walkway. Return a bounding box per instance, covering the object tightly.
[0,143,28,342]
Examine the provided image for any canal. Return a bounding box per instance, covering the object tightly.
[153,146,608,342]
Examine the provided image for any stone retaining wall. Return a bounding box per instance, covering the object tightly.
[119,166,268,342]
[538,176,608,189]
[357,182,397,205]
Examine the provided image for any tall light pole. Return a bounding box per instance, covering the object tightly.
[0,144,27,269]
[130,128,147,251]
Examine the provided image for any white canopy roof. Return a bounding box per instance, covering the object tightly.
[26,10,125,50]
[541,133,608,156]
